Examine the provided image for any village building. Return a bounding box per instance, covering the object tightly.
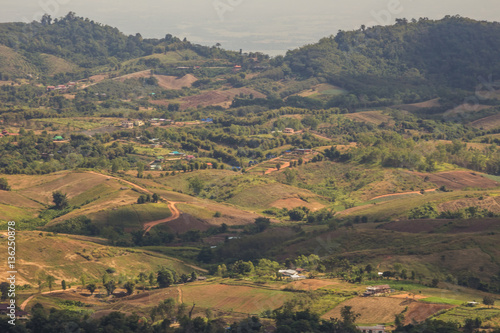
[149,163,163,171]
[122,121,134,129]
[168,151,185,157]
[134,120,145,127]
[278,269,307,280]
[184,155,196,161]
[363,285,391,297]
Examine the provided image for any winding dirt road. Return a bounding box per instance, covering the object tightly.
[86,171,184,232]
[368,188,437,201]
[143,201,183,233]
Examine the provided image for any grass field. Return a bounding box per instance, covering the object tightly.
[90,202,172,230]
[0,231,197,286]
[434,305,500,326]
[35,117,117,131]
[181,282,293,314]
[0,44,40,78]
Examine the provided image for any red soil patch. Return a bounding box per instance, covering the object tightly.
[322,297,451,325]
[382,218,500,234]
[444,104,493,118]
[113,71,197,89]
[395,98,441,111]
[281,279,338,291]
[389,293,427,300]
[179,87,266,110]
[155,74,197,90]
[438,196,500,213]
[271,197,325,211]
[413,171,499,190]
[405,302,453,324]
[381,220,450,233]
[344,111,392,125]
[163,213,212,233]
[470,113,500,130]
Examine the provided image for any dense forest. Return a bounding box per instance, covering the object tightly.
[283,16,500,103]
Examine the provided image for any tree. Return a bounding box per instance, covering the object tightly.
[46,275,55,292]
[157,269,175,288]
[137,195,146,204]
[123,281,135,295]
[288,207,306,221]
[254,217,271,232]
[340,305,360,327]
[80,274,86,290]
[483,295,495,308]
[86,283,97,295]
[104,280,116,296]
[37,279,44,293]
[149,272,156,286]
[61,280,66,291]
[191,271,198,282]
[137,162,144,178]
[152,193,160,203]
[188,176,204,196]
[52,191,69,209]
[276,163,282,170]
[0,178,11,191]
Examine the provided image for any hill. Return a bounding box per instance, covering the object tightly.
[284,16,500,106]
[0,231,199,286]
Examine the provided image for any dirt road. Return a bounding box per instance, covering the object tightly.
[369,189,437,201]
[143,201,183,233]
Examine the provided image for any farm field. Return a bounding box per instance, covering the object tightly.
[344,111,393,126]
[180,282,292,314]
[322,296,453,325]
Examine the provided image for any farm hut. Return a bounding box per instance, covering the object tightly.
[53,136,64,141]
[169,151,185,156]
[150,164,163,171]
[122,121,134,129]
[289,274,307,280]
[278,269,298,277]
[363,284,391,297]
[206,163,213,169]
[283,128,294,134]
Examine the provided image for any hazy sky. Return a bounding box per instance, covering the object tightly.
[1,1,499,55]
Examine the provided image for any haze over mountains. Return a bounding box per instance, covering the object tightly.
[1,12,500,333]
[1,1,499,54]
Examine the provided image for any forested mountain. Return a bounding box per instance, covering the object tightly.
[0,12,241,73]
[284,16,500,101]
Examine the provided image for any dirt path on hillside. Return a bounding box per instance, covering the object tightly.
[85,171,186,233]
[369,189,437,201]
[86,171,154,195]
[177,286,183,303]
[143,201,183,233]
[20,289,69,310]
